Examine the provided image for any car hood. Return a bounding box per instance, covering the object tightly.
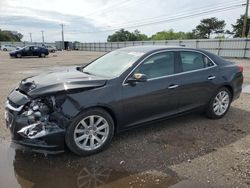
[18,68,107,97]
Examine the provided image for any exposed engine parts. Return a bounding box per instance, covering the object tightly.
[17,97,65,139]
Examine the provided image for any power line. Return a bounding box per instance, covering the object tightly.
[103,0,243,29]
[82,0,134,17]
[69,2,243,34]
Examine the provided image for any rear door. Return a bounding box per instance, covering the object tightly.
[175,51,219,112]
[32,46,40,56]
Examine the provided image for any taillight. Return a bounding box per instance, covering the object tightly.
[238,65,243,73]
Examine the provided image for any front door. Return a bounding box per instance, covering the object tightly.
[121,51,181,128]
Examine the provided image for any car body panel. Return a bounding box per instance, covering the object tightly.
[19,68,108,97]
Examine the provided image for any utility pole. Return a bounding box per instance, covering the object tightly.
[242,0,249,37]
[60,24,65,50]
[29,33,32,42]
[41,30,45,44]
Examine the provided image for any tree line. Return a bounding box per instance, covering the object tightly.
[107,15,250,42]
[0,29,23,42]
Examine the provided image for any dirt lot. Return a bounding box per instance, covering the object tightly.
[0,51,250,188]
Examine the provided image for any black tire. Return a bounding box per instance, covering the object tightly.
[65,108,115,156]
[40,53,46,58]
[206,87,232,119]
[3,48,7,51]
[16,53,22,58]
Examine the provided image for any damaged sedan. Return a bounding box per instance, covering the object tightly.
[5,46,243,156]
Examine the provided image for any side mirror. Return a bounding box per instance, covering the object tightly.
[126,73,147,84]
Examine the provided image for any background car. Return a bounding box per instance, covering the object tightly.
[5,46,243,156]
[9,45,49,58]
[45,45,56,53]
[1,44,19,51]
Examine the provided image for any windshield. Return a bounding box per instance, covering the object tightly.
[83,50,144,78]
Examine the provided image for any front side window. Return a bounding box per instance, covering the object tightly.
[134,51,175,79]
[180,51,214,72]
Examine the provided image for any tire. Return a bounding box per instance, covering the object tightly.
[40,53,46,58]
[3,48,7,51]
[66,108,115,156]
[206,87,232,119]
[16,53,22,58]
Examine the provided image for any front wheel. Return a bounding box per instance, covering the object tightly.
[16,53,22,58]
[66,108,114,156]
[206,87,232,119]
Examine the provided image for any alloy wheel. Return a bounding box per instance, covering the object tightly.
[213,90,230,116]
[73,115,110,151]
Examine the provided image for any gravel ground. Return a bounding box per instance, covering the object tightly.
[0,51,249,188]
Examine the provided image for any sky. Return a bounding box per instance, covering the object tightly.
[0,0,246,42]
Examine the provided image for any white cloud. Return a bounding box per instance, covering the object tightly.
[0,0,245,42]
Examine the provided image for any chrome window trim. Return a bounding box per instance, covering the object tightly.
[122,49,217,86]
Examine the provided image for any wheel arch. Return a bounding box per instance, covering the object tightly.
[222,84,234,99]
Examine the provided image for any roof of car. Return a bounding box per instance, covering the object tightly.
[117,45,192,53]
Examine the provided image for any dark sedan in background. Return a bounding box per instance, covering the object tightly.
[9,45,49,58]
[5,46,243,156]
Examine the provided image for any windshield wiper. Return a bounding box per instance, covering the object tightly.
[82,71,93,75]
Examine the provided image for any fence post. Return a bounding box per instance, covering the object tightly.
[243,38,248,58]
[195,40,198,48]
[218,39,222,56]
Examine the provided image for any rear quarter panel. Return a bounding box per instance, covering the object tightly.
[218,62,243,101]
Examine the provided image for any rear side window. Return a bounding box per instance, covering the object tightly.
[180,51,214,72]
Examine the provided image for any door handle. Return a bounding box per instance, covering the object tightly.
[168,84,179,89]
[208,75,216,80]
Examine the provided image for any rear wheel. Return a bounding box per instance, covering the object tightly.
[3,48,7,51]
[206,87,232,119]
[66,108,114,156]
[40,53,46,58]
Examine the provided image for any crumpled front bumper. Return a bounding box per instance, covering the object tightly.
[5,89,66,154]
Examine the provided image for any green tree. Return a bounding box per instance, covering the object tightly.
[0,29,23,41]
[107,29,148,42]
[231,15,250,38]
[193,17,226,39]
[150,29,195,40]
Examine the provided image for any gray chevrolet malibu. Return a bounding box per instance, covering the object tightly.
[5,46,243,156]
